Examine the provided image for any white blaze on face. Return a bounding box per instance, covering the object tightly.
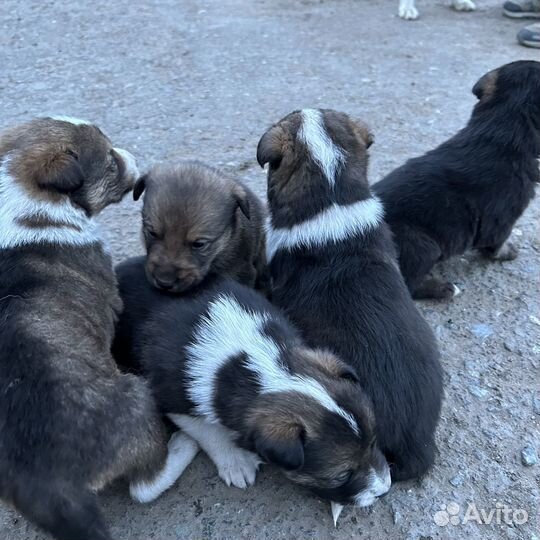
[298,108,346,187]
[114,147,140,180]
[331,463,392,527]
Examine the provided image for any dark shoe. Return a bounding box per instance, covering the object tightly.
[503,0,540,18]
[518,22,540,47]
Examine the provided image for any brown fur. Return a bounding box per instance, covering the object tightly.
[0,117,168,540]
[133,161,269,293]
[472,69,499,101]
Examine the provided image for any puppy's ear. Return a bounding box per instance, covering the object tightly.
[351,120,374,149]
[252,421,305,471]
[133,174,148,201]
[257,125,286,168]
[25,147,84,194]
[300,348,360,383]
[472,70,498,100]
[232,184,251,220]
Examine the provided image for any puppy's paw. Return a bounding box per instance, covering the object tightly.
[452,0,476,11]
[215,447,261,489]
[399,5,419,19]
[494,241,519,261]
[130,432,199,503]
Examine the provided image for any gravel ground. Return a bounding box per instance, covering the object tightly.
[0,1,538,539]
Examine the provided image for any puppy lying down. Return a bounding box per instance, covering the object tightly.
[114,257,391,517]
[0,118,195,540]
[373,60,540,300]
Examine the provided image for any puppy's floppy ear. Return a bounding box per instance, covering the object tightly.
[25,146,84,194]
[232,183,251,219]
[300,348,361,383]
[257,124,286,168]
[252,421,305,471]
[351,120,374,149]
[472,70,498,100]
[133,173,148,201]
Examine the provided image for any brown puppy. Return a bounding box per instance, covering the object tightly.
[133,161,268,294]
[0,117,198,540]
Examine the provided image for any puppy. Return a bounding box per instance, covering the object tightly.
[399,0,476,20]
[113,256,391,514]
[0,117,197,540]
[257,109,443,491]
[133,161,269,294]
[373,60,540,300]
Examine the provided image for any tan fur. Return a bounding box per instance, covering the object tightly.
[473,69,499,101]
[137,161,269,294]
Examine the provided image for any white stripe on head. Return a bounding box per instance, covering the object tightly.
[113,147,139,179]
[266,196,384,261]
[185,295,359,434]
[0,156,101,249]
[354,465,391,507]
[298,109,346,187]
[50,115,91,126]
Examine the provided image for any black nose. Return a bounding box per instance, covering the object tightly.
[154,275,176,290]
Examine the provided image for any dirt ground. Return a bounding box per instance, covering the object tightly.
[0,0,538,539]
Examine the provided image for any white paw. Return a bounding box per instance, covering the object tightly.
[130,432,199,503]
[452,0,476,11]
[399,5,419,19]
[215,447,261,489]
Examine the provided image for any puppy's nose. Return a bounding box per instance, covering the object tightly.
[153,271,177,290]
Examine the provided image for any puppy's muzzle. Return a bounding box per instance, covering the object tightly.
[150,267,200,293]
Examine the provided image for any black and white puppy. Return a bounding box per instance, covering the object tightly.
[114,256,391,514]
[373,60,540,300]
[0,117,197,540]
[257,109,443,496]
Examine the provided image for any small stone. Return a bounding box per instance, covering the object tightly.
[469,384,488,399]
[471,323,493,340]
[449,474,463,487]
[521,446,538,467]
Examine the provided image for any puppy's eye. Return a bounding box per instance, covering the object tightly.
[191,240,208,250]
[146,229,160,240]
[336,469,354,485]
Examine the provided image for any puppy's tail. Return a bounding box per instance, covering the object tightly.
[10,479,111,540]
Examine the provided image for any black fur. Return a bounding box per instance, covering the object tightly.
[373,60,540,299]
[261,109,443,481]
[113,257,387,504]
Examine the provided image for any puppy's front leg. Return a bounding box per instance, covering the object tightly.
[452,0,476,11]
[130,431,199,503]
[479,239,519,262]
[399,0,419,19]
[168,414,261,489]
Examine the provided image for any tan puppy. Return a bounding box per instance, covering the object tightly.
[133,161,268,294]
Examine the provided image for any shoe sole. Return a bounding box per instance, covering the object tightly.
[503,9,540,18]
[518,38,540,47]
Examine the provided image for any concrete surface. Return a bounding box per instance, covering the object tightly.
[0,0,538,539]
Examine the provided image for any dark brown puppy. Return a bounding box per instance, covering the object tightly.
[133,161,268,294]
[0,117,197,540]
[373,61,540,300]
